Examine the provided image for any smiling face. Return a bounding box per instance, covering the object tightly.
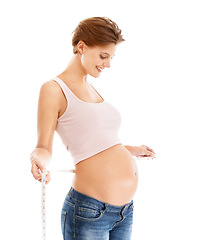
[77,41,117,78]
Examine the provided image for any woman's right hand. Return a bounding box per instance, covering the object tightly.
[30,148,51,184]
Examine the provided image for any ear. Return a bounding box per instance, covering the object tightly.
[77,40,87,55]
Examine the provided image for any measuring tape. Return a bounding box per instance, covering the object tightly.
[41,169,75,240]
[41,171,47,240]
[40,157,153,239]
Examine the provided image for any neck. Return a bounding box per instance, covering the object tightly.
[59,54,88,85]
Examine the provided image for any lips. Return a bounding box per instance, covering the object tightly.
[96,66,103,72]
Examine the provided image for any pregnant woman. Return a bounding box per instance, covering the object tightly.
[30,17,156,240]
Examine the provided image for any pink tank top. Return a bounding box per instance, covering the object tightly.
[53,77,122,165]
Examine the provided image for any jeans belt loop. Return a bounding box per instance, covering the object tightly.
[102,203,107,212]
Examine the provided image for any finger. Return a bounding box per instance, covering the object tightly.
[38,175,49,183]
[37,175,48,183]
[39,171,51,184]
[45,172,51,184]
[145,146,155,153]
[144,148,156,157]
[32,162,41,173]
[147,152,156,158]
[146,146,156,156]
[46,178,51,184]
[141,152,155,158]
[150,152,156,158]
[31,163,42,180]
[139,154,150,157]
[141,145,152,154]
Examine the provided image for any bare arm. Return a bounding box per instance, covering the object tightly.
[30,80,61,183]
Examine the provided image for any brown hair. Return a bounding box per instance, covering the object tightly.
[72,17,125,54]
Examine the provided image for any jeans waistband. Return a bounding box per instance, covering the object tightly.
[68,187,133,212]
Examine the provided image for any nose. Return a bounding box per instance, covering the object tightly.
[104,59,111,68]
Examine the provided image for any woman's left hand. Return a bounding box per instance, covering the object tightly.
[132,145,156,159]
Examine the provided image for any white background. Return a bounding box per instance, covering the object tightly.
[0,0,209,239]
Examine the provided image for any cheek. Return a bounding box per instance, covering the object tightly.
[82,53,96,67]
[81,52,102,73]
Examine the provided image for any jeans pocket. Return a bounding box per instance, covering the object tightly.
[75,202,103,222]
[61,210,67,236]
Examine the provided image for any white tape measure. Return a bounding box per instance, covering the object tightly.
[41,171,47,240]
[41,169,75,240]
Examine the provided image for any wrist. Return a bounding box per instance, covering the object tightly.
[30,147,51,164]
[124,145,136,155]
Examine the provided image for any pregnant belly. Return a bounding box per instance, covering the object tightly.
[72,144,139,206]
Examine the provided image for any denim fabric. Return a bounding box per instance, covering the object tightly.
[61,187,134,240]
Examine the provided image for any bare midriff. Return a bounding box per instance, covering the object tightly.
[72,143,138,206]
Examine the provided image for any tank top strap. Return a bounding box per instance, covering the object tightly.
[53,76,77,104]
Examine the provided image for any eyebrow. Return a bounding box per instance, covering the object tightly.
[101,52,115,58]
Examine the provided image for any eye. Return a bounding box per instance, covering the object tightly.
[100,55,107,60]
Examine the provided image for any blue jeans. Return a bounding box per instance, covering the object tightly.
[61,187,134,240]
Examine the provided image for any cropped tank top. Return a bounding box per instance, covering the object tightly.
[53,77,122,165]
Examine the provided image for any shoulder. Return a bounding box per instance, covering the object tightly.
[38,80,63,110]
[40,79,61,95]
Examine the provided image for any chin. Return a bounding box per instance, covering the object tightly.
[89,72,100,78]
